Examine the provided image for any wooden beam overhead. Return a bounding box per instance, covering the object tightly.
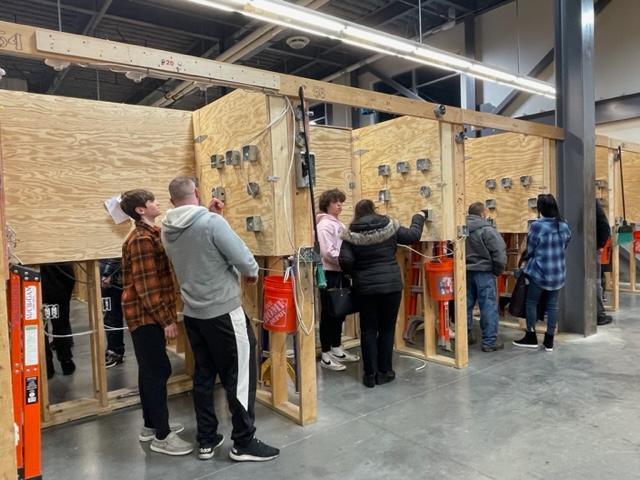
[0,20,564,139]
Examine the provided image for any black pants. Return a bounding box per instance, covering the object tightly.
[102,286,124,356]
[319,271,348,353]
[358,292,402,376]
[41,265,75,364]
[184,307,257,447]
[130,324,172,439]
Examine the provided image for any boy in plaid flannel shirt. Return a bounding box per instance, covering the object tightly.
[120,189,192,456]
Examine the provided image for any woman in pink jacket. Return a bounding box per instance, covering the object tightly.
[317,189,360,370]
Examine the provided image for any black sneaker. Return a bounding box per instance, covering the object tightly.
[198,433,224,460]
[597,315,613,326]
[229,438,279,462]
[60,359,76,375]
[362,374,375,388]
[543,333,554,352]
[105,352,124,369]
[513,331,538,349]
[375,370,396,385]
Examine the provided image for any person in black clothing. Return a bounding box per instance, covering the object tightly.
[41,263,76,378]
[100,258,125,368]
[596,199,612,326]
[339,199,425,388]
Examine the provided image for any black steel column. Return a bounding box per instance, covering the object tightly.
[555,0,596,335]
[461,15,477,112]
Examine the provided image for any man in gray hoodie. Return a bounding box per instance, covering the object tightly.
[161,176,279,463]
[465,202,507,352]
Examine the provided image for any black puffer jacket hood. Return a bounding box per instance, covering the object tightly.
[339,213,424,295]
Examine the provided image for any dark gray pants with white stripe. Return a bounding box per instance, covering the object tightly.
[184,307,257,448]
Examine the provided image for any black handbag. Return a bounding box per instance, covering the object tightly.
[508,271,528,319]
[323,277,358,318]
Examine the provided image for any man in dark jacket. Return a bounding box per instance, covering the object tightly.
[596,199,612,326]
[465,202,507,352]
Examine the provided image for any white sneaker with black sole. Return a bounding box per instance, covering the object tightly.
[198,433,225,460]
[139,423,185,442]
[320,354,346,371]
[229,438,280,462]
[329,349,360,363]
[150,432,193,456]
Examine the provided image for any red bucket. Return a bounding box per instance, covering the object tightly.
[424,259,455,301]
[263,276,297,333]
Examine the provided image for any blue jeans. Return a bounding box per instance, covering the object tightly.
[466,271,499,347]
[525,280,559,335]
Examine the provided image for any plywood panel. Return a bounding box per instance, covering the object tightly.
[353,116,444,241]
[618,148,640,223]
[0,90,194,264]
[465,133,547,233]
[310,125,357,222]
[192,90,287,256]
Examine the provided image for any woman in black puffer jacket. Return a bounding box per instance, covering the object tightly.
[339,199,425,388]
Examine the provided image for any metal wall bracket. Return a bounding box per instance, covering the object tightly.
[297,246,320,264]
[246,182,260,198]
[486,199,497,209]
[528,197,538,209]
[419,186,432,198]
[595,179,608,190]
[433,104,446,118]
[296,151,316,188]
[500,177,512,189]
[378,189,391,203]
[423,209,434,222]
[457,225,469,238]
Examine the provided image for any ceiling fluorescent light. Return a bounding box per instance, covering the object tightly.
[186,0,247,12]
[342,38,397,57]
[415,47,472,70]
[514,76,555,94]
[242,10,338,39]
[343,26,415,53]
[249,0,345,32]
[470,63,517,83]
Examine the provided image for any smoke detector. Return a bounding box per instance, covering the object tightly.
[286,35,310,50]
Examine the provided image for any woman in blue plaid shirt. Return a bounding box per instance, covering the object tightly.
[513,194,571,352]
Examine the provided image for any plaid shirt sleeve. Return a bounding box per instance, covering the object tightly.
[129,236,176,328]
[525,222,541,261]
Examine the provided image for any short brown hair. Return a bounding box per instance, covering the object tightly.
[120,189,155,221]
[318,189,346,213]
[468,202,486,216]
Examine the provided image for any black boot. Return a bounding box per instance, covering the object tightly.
[513,331,538,349]
[60,359,76,375]
[543,333,554,352]
[375,370,396,385]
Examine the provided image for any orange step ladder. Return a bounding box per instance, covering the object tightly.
[8,265,43,480]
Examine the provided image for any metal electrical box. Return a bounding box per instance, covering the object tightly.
[486,199,497,209]
[378,189,391,203]
[528,198,538,209]
[485,179,497,190]
[396,161,410,174]
[500,177,512,189]
[212,186,226,202]
[242,145,259,162]
[246,216,263,232]
[416,158,432,172]
[226,150,241,167]
[419,186,432,198]
[520,175,533,187]
[246,182,260,198]
[296,151,316,188]
[378,164,391,177]
[211,154,225,169]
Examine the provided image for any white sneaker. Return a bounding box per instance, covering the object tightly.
[320,356,346,371]
[139,423,184,442]
[330,350,360,363]
[150,432,193,456]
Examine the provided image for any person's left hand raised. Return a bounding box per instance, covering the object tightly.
[208,197,224,214]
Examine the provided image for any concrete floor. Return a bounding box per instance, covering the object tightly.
[42,293,640,480]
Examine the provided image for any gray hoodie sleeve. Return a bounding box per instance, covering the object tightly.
[483,227,507,276]
[210,215,259,277]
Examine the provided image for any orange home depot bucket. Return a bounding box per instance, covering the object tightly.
[424,259,455,301]
[263,276,297,333]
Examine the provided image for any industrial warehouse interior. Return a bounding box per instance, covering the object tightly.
[1,1,639,479]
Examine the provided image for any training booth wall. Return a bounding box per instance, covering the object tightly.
[0,90,196,426]
[352,116,468,368]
